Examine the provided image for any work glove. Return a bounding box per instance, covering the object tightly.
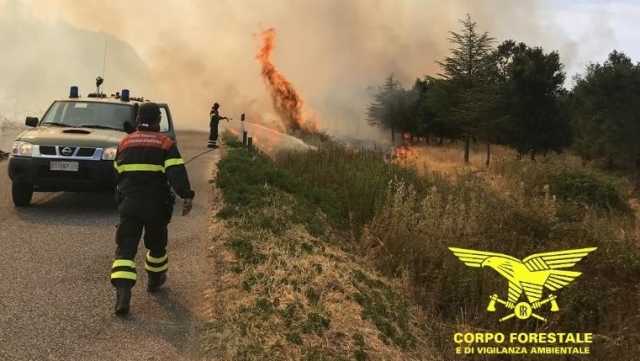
[182,198,193,216]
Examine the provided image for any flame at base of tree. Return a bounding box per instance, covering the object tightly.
[256,28,317,134]
[392,145,417,161]
[390,133,419,164]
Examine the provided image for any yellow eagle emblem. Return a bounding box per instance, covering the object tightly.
[449,247,597,322]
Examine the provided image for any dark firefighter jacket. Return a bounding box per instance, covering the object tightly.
[210,109,224,126]
[114,130,195,200]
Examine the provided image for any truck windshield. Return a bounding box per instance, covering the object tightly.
[41,101,134,131]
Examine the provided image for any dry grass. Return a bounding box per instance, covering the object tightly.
[211,135,640,360]
[205,144,438,360]
[393,142,515,177]
[369,148,640,360]
[205,195,436,360]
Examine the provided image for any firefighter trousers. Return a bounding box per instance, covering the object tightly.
[110,196,173,288]
[209,119,220,144]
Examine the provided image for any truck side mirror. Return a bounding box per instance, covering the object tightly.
[25,116,39,127]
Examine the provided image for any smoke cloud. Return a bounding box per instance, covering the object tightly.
[0,0,152,121]
[0,0,611,141]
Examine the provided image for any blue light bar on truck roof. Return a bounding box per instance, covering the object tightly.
[69,86,79,98]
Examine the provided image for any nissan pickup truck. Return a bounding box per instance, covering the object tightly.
[8,87,176,206]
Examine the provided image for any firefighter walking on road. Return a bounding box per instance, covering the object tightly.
[208,102,229,148]
[111,102,195,316]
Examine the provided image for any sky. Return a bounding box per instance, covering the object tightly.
[550,0,640,82]
[0,0,639,139]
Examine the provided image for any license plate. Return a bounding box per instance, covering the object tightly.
[50,161,79,172]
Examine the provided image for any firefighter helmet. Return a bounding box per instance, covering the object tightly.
[137,102,161,125]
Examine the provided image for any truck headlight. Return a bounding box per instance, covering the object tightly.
[11,141,34,157]
[102,147,118,160]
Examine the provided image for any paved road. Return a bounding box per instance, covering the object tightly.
[0,131,217,361]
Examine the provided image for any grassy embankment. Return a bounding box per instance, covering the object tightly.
[204,133,433,360]
[207,132,640,360]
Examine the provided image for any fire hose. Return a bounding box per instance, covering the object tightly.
[184,148,215,165]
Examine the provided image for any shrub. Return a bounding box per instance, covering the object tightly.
[495,155,631,214]
[550,170,630,212]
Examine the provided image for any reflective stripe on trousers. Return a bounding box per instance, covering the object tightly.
[145,251,168,273]
[111,259,137,286]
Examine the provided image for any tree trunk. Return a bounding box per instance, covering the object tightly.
[391,126,396,144]
[439,136,444,145]
[530,149,536,161]
[634,156,640,192]
[485,142,491,167]
[464,136,470,163]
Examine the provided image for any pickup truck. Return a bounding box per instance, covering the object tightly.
[8,88,176,206]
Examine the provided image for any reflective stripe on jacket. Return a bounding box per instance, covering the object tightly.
[115,131,195,199]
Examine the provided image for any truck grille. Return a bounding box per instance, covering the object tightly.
[37,146,96,157]
[77,148,95,157]
[39,146,56,155]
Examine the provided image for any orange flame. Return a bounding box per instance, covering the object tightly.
[391,134,419,164]
[392,145,418,162]
[256,28,316,133]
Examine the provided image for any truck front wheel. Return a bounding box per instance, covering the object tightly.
[12,182,33,207]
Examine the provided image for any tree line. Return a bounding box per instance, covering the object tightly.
[368,15,640,170]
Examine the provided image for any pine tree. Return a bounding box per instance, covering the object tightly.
[493,41,569,159]
[368,75,401,142]
[437,14,495,163]
[571,51,640,169]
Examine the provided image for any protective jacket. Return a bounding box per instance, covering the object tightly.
[115,130,195,200]
[210,108,223,126]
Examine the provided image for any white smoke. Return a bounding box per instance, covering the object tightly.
[0,0,626,142]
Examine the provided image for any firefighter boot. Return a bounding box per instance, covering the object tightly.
[147,272,167,293]
[115,286,131,316]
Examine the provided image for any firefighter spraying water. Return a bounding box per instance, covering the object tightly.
[208,102,231,148]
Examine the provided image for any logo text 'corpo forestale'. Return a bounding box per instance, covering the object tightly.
[448,247,597,356]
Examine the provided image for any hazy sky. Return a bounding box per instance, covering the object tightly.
[548,0,640,81]
[1,0,638,138]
